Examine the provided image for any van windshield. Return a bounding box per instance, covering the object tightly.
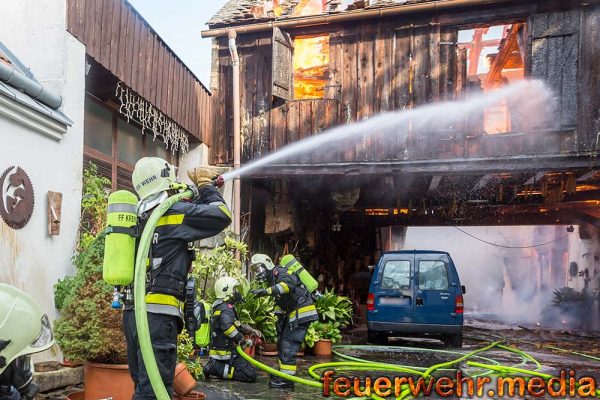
[381,260,411,290]
[418,261,449,290]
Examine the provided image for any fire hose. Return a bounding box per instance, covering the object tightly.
[236,339,596,400]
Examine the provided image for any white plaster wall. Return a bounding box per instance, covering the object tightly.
[0,0,85,334]
[178,142,234,217]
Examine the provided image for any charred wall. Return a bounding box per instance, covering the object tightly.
[209,1,600,166]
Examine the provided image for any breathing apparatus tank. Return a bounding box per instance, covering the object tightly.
[280,255,318,293]
[103,190,139,286]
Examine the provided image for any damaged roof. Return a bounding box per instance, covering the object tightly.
[207,0,438,28]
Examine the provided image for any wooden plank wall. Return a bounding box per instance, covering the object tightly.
[66,0,212,145]
[211,4,599,165]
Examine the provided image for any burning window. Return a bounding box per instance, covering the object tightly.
[293,35,330,99]
[458,23,526,134]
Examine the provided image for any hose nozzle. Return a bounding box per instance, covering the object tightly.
[212,175,225,188]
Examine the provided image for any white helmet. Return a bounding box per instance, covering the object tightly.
[132,157,177,200]
[0,283,54,375]
[250,254,275,271]
[214,277,240,300]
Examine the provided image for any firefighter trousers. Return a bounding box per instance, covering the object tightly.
[277,321,310,375]
[205,354,257,383]
[123,310,180,400]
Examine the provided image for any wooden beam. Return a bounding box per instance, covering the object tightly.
[484,23,523,86]
[523,171,548,185]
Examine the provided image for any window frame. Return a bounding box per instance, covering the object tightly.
[417,260,450,291]
[381,260,412,290]
[83,94,177,191]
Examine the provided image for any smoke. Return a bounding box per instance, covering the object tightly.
[222,80,555,181]
[401,225,575,326]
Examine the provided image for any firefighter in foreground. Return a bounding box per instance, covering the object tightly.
[0,283,55,400]
[250,254,319,389]
[123,157,231,399]
[203,277,260,382]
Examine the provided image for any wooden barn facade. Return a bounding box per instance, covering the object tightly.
[203,0,600,275]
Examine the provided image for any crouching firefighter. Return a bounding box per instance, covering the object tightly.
[250,254,319,389]
[203,277,260,383]
[108,157,231,400]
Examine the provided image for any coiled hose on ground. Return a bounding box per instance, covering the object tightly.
[237,338,600,399]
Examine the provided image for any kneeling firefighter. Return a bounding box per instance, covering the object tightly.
[104,157,231,399]
[250,254,319,389]
[0,283,55,400]
[203,277,260,383]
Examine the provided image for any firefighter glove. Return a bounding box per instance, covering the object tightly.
[242,324,262,338]
[250,288,269,298]
[187,167,215,189]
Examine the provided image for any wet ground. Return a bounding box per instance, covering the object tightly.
[196,319,600,399]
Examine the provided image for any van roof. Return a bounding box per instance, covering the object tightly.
[382,250,450,256]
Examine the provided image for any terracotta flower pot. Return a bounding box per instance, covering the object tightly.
[173,362,197,396]
[175,390,206,400]
[259,341,278,356]
[84,362,134,400]
[313,339,332,356]
[66,391,85,400]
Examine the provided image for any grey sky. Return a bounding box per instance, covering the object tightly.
[127,0,228,86]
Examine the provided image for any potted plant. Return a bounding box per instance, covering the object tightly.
[54,163,134,400]
[310,322,342,356]
[174,330,202,395]
[236,281,278,356]
[314,288,354,328]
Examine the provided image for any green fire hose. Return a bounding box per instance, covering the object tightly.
[134,186,193,400]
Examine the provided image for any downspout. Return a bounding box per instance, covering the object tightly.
[228,30,241,242]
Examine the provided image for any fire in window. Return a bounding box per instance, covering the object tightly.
[293,35,330,99]
[458,23,526,134]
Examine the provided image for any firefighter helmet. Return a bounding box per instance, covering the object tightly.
[214,277,240,300]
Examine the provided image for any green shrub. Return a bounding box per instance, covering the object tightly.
[54,234,127,363]
[315,288,354,328]
[177,330,203,380]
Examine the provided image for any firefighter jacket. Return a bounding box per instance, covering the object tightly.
[209,299,247,361]
[130,186,231,316]
[266,267,318,325]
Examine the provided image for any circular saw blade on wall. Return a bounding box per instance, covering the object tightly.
[0,166,35,229]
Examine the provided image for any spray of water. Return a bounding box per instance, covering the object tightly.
[222,80,555,181]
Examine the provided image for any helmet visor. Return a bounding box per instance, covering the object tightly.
[31,315,53,348]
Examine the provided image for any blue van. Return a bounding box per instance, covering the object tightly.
[366,250,465,347]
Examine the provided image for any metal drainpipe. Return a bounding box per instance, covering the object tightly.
[0,62,62,109]
[228,30,242,242]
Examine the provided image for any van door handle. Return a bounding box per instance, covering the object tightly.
[416,297,423,306]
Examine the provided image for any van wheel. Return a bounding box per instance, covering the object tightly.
[444,333,463,348]
[367,330,387,345]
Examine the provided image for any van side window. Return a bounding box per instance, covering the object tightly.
[418,261,449,290]
[381,260,411,290]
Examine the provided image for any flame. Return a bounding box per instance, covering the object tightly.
[292,0,324,16]
[293,35,330,99]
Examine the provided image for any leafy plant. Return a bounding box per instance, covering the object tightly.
[177,330,204,380]
[191,235,248,302]
[551,287,591,306]
[53,276,75,311]
[236,279,278,343]
[78,162,111,252]
[303,323,320,348]
[310,321,342,344]
[54,234,127,363]
[315,288,354,328]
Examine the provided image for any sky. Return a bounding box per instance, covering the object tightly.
[127,0,229,86]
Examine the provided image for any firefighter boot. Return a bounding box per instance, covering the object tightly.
[202,358,216,379]
[269,375,294,389]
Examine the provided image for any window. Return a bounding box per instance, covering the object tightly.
[418,261,449,290]
[381,260,411,290]
[293,35,330,99]
[458,23,526,134]
[84,96,175,191]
